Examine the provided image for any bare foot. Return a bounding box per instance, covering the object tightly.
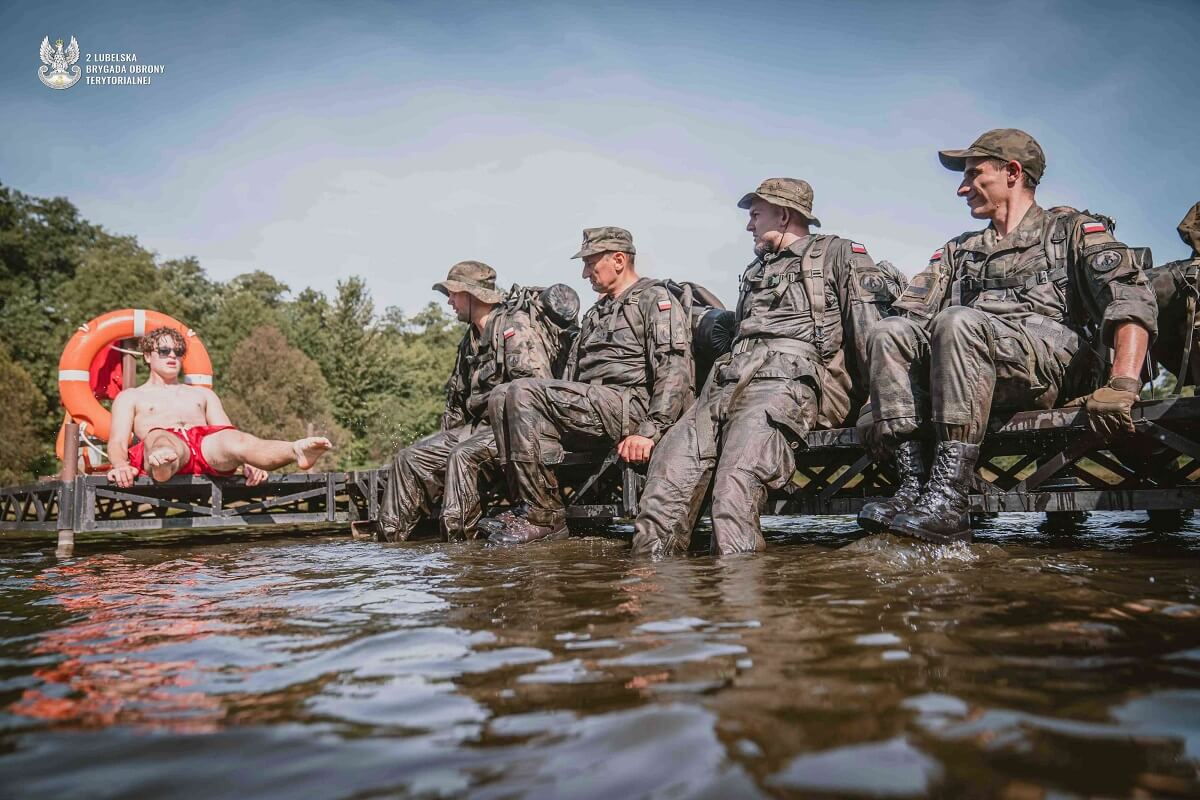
[293,437,333,470]
[146,446,180,482]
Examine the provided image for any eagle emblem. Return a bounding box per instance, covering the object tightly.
[39,36,81,90]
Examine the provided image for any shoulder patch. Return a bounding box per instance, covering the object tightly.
[930,249,943,262]
[859,273,885,293]
[503,327,516,339]
[850,242,868,254]
[1082,221,1107,235]
[657,299,672,311]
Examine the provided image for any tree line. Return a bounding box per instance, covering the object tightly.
[0,182,463,484]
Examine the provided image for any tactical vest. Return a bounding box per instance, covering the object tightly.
[897,209,1148,337]
[734,234,855,427]
[589,278,725,392]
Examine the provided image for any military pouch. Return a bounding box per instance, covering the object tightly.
[895,270,948,323]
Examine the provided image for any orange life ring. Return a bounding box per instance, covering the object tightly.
[58,309,214,445]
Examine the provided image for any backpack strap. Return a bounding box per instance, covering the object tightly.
[801,235,830,355]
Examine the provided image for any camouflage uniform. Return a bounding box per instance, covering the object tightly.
[632,179,896,556]
[869,203,1158,444]
[491,228,693,531]
[859,129,1159,544]
[1145,202,1200,383]
[379,262,554,541]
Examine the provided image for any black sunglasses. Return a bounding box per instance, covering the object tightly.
[153,346,186,358]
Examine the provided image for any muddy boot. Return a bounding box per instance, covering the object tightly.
[486,510,568,545]
[350,520,384,539]
[890,441,980,544]
[857,441,926,533]
[478,506,525,538]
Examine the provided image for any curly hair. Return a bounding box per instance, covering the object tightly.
[139,326,187,356]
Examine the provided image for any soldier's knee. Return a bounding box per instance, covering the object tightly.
[869,315,920,352]
[930,305,987,338]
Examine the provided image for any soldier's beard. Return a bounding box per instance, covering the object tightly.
[753,236,778,258]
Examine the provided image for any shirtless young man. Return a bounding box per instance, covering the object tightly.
[106,326,333,488]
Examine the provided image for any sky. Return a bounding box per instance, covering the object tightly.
[2,0,1197,316]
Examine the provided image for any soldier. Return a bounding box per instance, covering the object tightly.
[858,129,1158,544]
[361,261,556,541]
[1145,202,1200,385]
[481,227,693,544]
[631,179,896,556]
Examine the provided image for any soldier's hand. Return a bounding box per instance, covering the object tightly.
[1074,377,1140,440]
[617,435,655,464]
[107,464,139,488]
[243,464,269,486]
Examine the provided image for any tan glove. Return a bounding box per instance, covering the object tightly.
[1066,376,1140,440]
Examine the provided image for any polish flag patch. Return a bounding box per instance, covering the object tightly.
[1082,221,1106,234]
[503,327,516,339]
[930,249,944,262]
[850,242,867,254]
[657,300,672,311]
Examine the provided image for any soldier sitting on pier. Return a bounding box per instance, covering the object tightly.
[631,179,898,556]
[106,326,332,488]
[361,261,571,542]
[481,227,695,545]
[858,129,1158,544]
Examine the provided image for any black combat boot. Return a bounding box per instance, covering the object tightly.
[857,441,927,533]
[890,441,980,544]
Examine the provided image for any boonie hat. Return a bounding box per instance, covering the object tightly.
[737,178,821,227]
[571,226,636,260]
[432,260,506,304]
[938,128,1046,184]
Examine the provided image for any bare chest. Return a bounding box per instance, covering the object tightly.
[132,387,208,436]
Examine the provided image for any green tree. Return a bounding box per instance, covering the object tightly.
[363,302,464,460]
[221,325,347,468]
[0,342,48,485]
[203,292,286,379]
[325,277,392,465]
[282,287,333,373]
[160,256,221,331]
[226,270,289,308]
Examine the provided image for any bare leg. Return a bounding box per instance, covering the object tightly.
[143,430,189,482]
[201,430,332,473]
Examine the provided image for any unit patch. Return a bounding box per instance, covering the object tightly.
[1090,249,1123,272]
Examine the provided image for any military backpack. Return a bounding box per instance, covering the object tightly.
[495,283,581,378]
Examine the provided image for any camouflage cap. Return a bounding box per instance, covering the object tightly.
[571,226,636,260]
[1178,202,1200,256]
[938,128,1046,184]
[432,260,506,304]
[737,178,822,227]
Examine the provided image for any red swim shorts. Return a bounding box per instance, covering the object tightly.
[128,425,238,477]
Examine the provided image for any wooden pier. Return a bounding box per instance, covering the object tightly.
[4,396,1199,549]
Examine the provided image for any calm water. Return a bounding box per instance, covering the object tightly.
[1,514,1198,799]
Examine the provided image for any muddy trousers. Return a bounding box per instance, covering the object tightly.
[442,428,501,540]
[493,378,643,527]
[379,424,498,540]
[868,306,1074,445]
[631,377,817,556]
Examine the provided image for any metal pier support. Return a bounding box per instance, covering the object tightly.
[56,422,79,557]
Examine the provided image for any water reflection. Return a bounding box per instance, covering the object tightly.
[0,512,1197,797]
